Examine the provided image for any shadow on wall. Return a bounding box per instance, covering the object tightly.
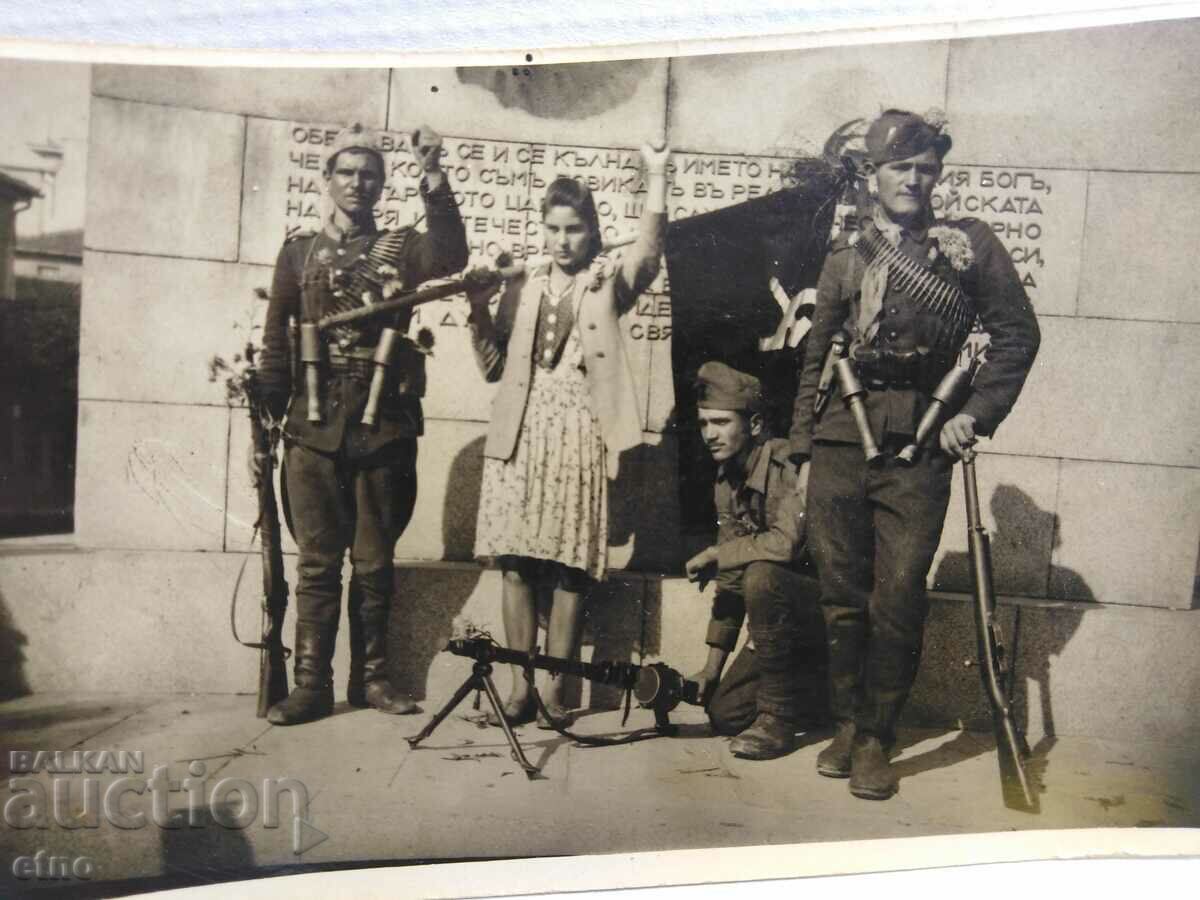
[395,432,675,709]
[900,482,1097,795]
[456,60,656,120]
[387,435,486,700]
[933,482,1094,740]
[0,587,30,701]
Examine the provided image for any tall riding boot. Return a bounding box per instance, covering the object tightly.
[346,575,368,708]
[850,637,922,800]
[816,612,865,778]
[353,570,418,715]
[267,622,335,726]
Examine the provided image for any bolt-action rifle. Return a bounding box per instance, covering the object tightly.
[218,319,291,719]
[962,449,1038,812]
[242,363,291,719]
[903,365,1038,812]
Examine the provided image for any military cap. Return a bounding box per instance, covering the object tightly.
[324,122,386,172]
[695,361,764,412]
[864,108,952,165]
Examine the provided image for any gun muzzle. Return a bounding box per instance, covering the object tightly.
[299,323,322,423]
[361,327,399,427]
[633,663,701,712]
[834,358,882,465]
[897,362,978,465]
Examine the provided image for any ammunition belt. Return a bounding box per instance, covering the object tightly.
[852,222,976,352]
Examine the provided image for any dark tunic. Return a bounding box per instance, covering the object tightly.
[259,177,468,459]
[789,217,1041,459]
[258,176,467,626]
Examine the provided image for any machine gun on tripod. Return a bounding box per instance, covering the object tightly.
[406,637,703,779]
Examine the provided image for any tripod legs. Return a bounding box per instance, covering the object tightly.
[406,671,478,749]
[406,662,541,779]
[479,670,541,778]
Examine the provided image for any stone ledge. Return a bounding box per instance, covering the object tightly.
[1,550,1197,748]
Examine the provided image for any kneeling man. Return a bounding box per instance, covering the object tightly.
[685,362,826,759]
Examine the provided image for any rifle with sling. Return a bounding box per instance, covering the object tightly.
[246,379,291,718]
[223,329,291,719]
[900,364,1039,813]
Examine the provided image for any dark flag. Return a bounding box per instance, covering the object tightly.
[665,159,845,539]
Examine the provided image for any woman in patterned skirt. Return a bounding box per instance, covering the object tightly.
[466,141,670,727]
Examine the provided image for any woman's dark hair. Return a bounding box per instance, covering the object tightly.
[541,176,603,265]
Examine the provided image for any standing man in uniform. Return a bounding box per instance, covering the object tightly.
[254,123,469,725]
[789,110,1040,797]
[685,362,826,759]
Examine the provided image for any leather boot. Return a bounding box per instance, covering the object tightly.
[816,613,864,777]
[346,576,368,708]
[267,622,335,726]
[729,712,796,760]
[849,733,897,800]
[816,719,856,777]
[351,571,418,715]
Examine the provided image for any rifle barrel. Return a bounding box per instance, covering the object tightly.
[316,232,641,332]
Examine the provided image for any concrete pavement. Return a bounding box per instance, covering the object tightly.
[1,689,1197,896]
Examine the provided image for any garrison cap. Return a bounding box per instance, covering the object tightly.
[324,122,386,172]
[864,108,952,165]
[695,361,764,412]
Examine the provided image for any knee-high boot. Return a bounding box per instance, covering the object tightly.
[349,569,418,715]
[267,621,336,726]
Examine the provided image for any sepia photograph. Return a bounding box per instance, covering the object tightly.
[1,6,1198,896]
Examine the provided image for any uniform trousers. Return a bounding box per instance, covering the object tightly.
[284,437,418,628]
[706,562,827,732]
[806,438,952,742]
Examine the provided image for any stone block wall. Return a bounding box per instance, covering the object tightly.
[3,19,1199,743]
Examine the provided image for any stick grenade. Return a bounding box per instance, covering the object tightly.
[833,358,882,465]
[361,327,399,426]
[299,323,322,423]
[896,358,980,465]
[813,330,850,417]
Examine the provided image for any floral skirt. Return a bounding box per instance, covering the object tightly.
[474,364,608,582]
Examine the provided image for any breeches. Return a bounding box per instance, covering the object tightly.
[284,438,418,626]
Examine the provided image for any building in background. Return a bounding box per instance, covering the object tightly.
[0,171,39,300]
[0,61,89,536]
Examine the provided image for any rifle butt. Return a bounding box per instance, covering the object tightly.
[256,643,290,718]
[994,709,1039,812]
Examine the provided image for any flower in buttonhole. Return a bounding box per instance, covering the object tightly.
[382,278,405,300]
[929,225,974,272]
